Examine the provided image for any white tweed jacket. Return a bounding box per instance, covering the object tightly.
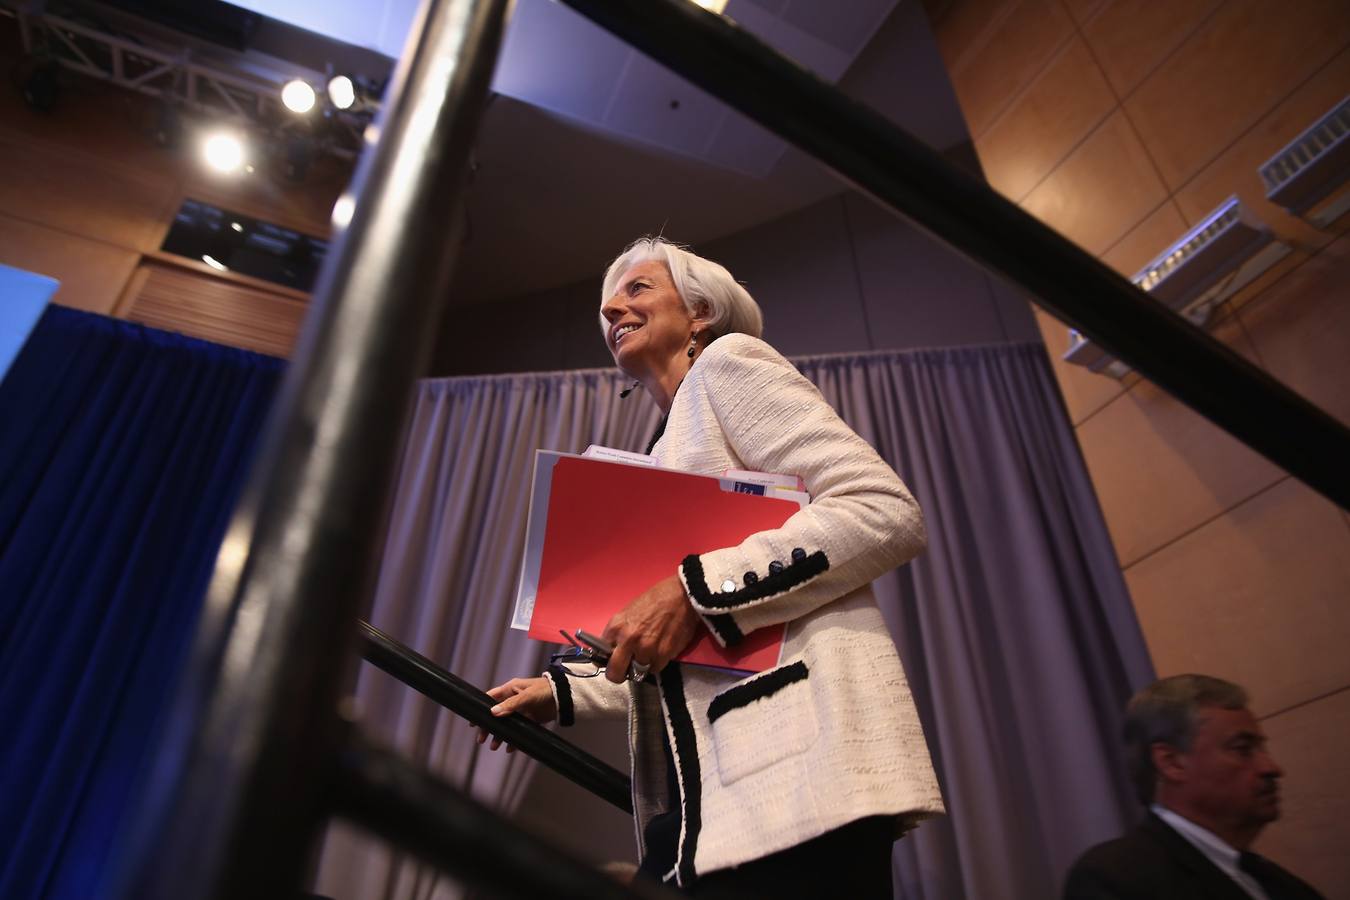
[544,333,943,885]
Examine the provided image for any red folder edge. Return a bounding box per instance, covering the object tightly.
[527,455,801,673]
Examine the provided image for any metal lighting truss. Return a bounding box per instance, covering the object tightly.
[0,0,372,160]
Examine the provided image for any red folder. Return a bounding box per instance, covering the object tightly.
[524,455,805,672]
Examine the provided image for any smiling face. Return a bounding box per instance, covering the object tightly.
[601,259,699,378]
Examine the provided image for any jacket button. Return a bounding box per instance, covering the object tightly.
[721,579,737,593]
[791,547,806,562]
[743,571,758,585]
[768,560,784,575]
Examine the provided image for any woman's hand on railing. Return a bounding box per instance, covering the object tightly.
[477,677,557,752]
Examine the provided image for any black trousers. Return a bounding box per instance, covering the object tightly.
[653,815,896,900]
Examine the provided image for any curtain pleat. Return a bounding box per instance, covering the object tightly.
[0,307,285,900]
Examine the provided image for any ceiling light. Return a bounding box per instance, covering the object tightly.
[282,79,316,113]
[202,132,246,173]
[327,74,356,110]
[331,194,356,229]
[201,254,228,272]
[690,0,728,12]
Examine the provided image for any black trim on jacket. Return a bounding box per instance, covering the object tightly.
[702,611,745,647]
[707,661,810,724]
[682,550,830,611]
[544,665,575,727]
[658,665,702,887]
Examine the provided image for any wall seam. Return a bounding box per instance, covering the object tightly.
[1109,3,1225,108]
[972,31,1077,143]
[973,26,1078,146]
[1075,27,1177,201]
[1165,47,1350,214]
[1118,475,1291,573]
[944,0,1023,78]
[1259,683,1350,723]
[1069,383,1129,430]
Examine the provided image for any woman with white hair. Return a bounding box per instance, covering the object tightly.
[482,237,942,897]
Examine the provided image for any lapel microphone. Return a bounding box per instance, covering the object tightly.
[619,380,640,398]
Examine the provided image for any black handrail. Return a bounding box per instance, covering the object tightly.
[333,728,682,900]
[116,0,1350,897]
[560,0,1350,511]
[359,619,633,813]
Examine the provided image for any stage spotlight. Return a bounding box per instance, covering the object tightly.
[282,79,316,113]
[327,74,356,110]
[331,193,355,229]
[202,131,246,173]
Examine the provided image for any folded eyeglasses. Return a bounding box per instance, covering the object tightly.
[550,629,650,682]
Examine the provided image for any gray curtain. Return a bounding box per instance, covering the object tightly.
[314,342,1152,900]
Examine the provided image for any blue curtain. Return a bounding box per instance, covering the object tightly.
[0,306,284,899]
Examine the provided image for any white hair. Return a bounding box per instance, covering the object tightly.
[598,236,764,340]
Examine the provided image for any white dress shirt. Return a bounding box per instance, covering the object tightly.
[1152,804,1270,900]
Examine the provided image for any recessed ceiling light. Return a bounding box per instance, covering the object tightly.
[282,79,316,113]
[331,194,356,229]
[202,132,245,173]
[201,254,228,271]
[328,75,356,110]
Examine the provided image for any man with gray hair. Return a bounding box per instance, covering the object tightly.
[1062,674,1324,900]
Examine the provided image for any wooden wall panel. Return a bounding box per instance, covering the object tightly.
[949,0,1075,137]
[0,134,178,253]
[1122,0,1350,191]
[1125,478,1350,717]
[1239,234,1350,427]
[1254,688,1350,896]
[125,262,306,358]
[974,35,1115,201]
[1172,45,1350,231]
[0,213,139,314]
[1075,320,1283,566]
[1020,111,1169,255]
[1081,0,1222,98]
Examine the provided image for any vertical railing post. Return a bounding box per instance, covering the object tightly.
[112,0,514,896]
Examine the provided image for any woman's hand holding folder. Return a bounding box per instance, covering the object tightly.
[600,573,701,685]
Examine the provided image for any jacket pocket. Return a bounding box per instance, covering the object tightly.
[708,661,817,785]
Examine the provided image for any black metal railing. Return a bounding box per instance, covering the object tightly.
[113,0,1350,898]
[359,620,633,813]
[557,0,1350,510]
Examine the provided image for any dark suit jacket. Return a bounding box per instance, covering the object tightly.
[1062,813,1325,900]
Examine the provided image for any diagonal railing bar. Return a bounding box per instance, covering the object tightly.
[559,0,1350,511]
[333,728,690,900]
[359,619,633,813]
[110,0,516,896]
